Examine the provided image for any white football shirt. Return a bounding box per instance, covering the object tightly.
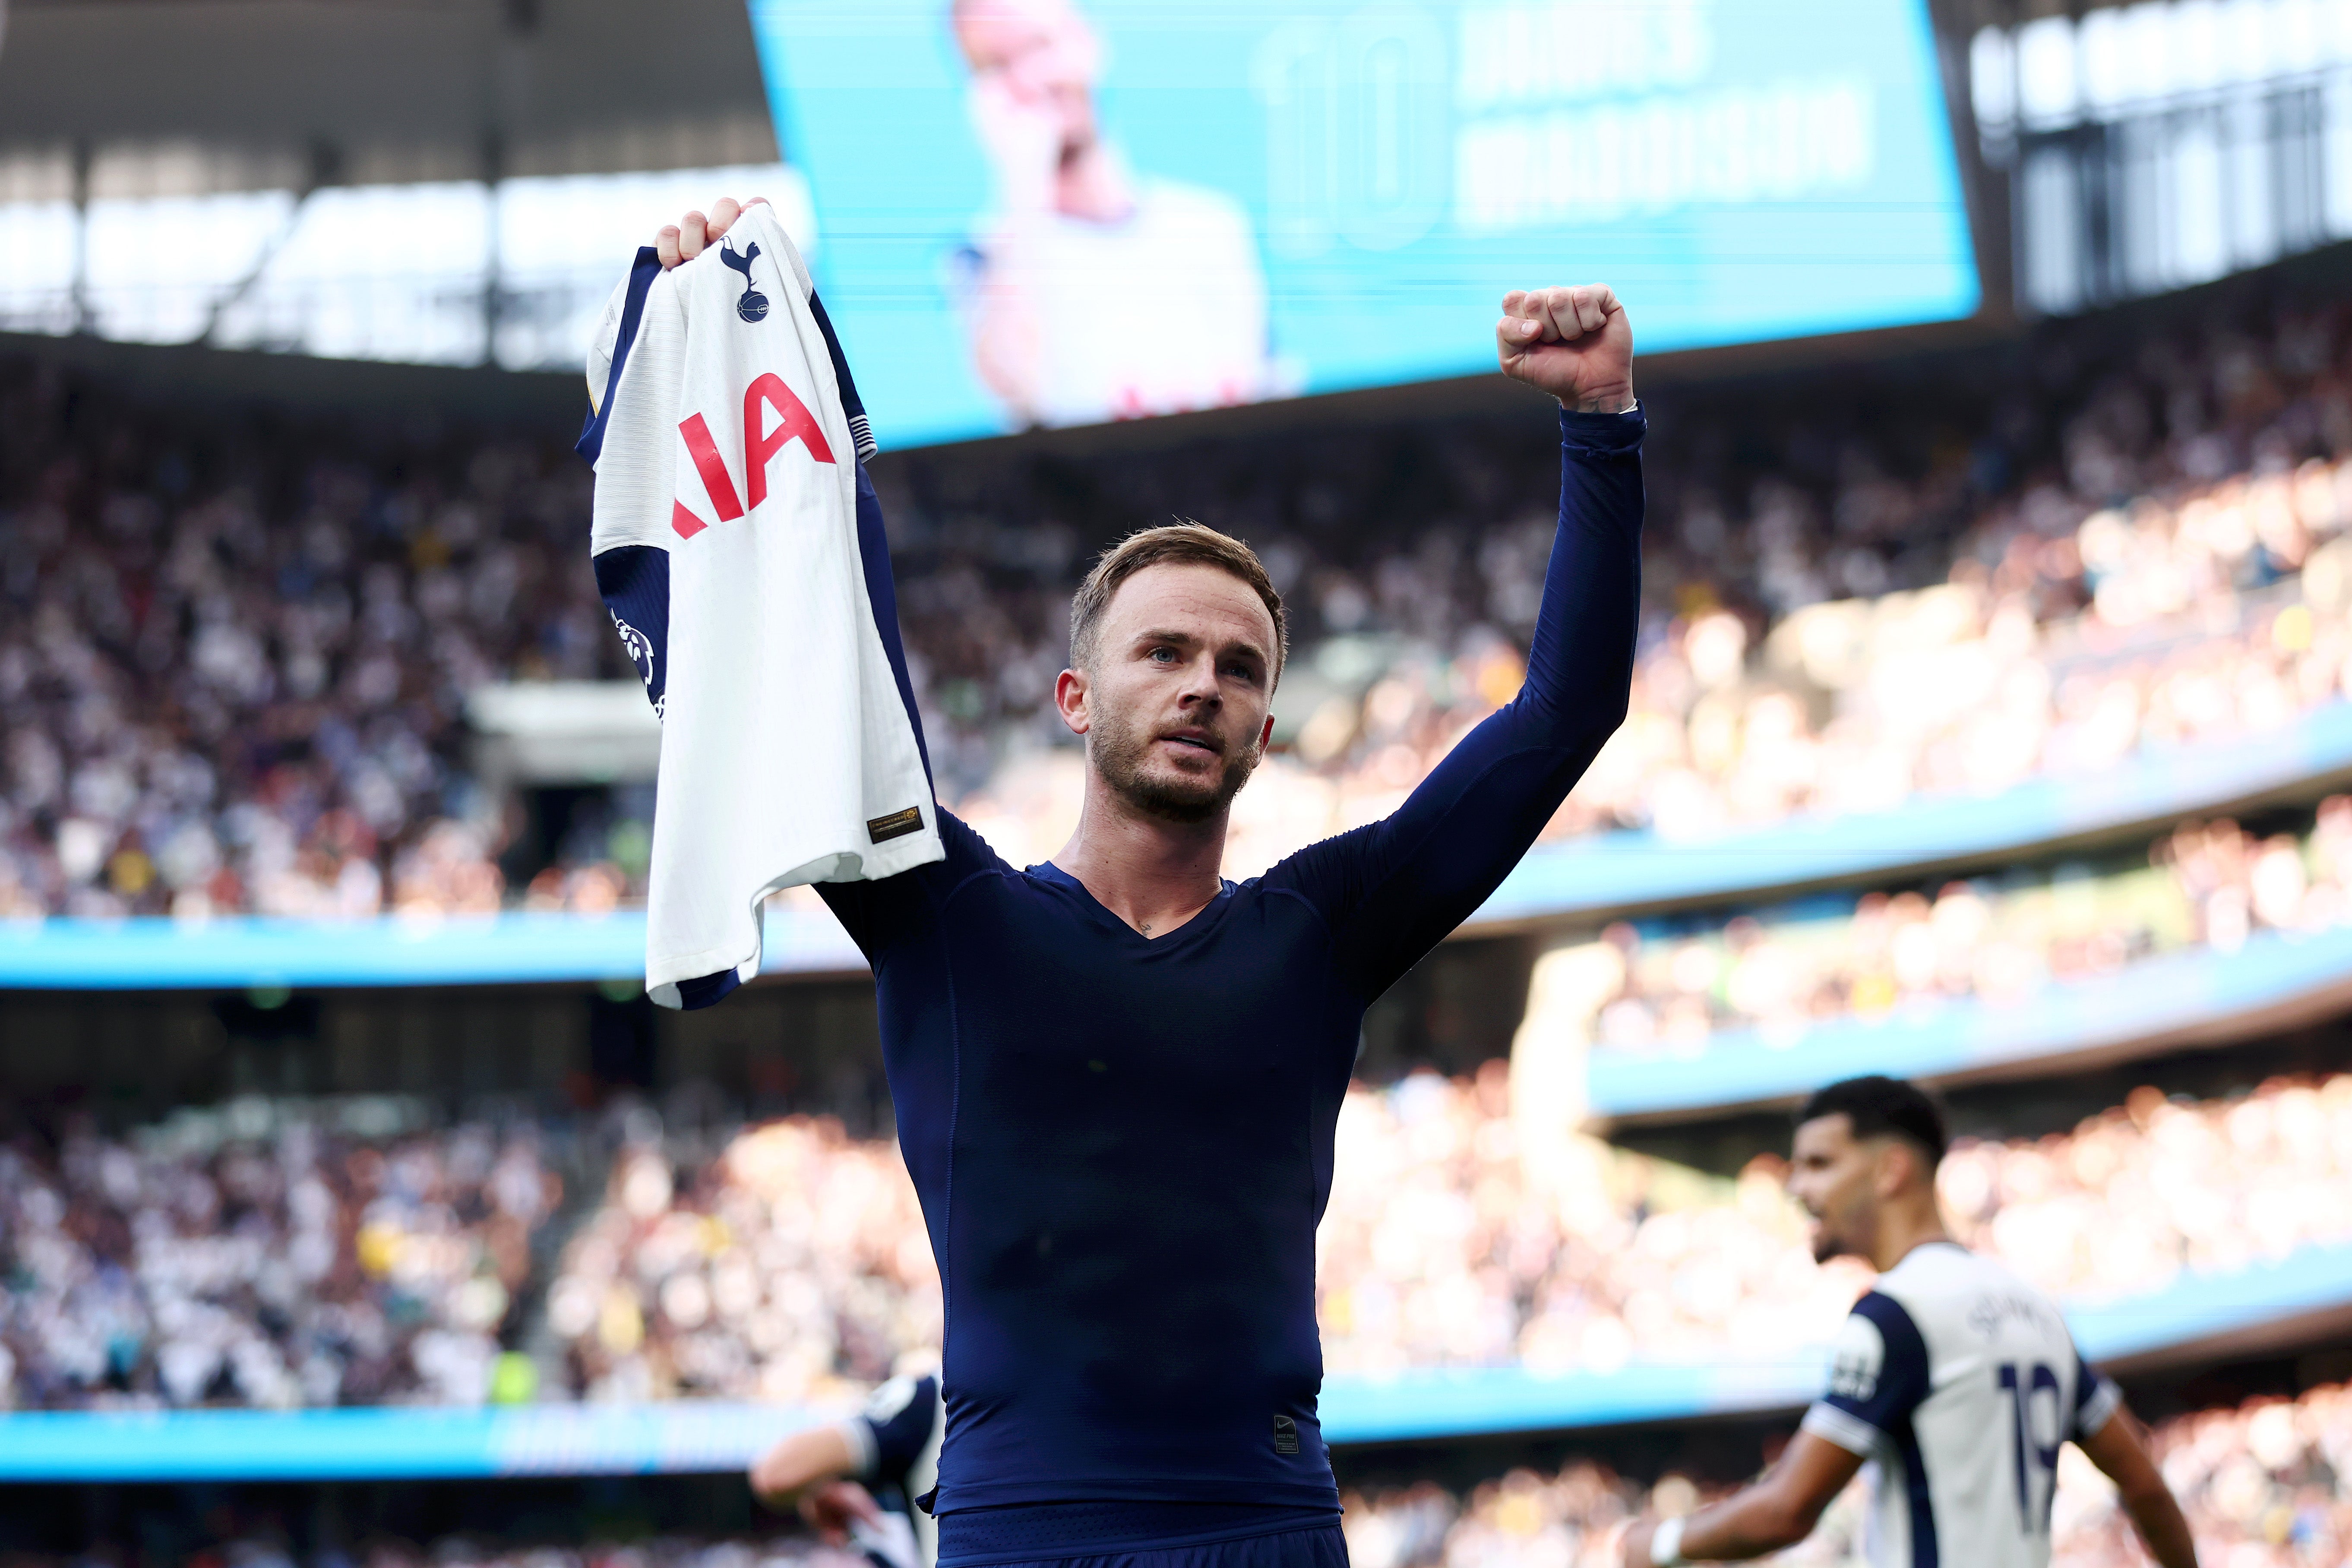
[579,204,942,1009]
[1800,1242,2122,1568]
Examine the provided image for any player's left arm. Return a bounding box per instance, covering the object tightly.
[2076,1394,2199,1567]
[1287,286,1643,997]
[1619,1432,1864,1565]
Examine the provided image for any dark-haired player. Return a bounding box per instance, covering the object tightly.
[1619,1075,2199,1568]
[656,196,1642,1568]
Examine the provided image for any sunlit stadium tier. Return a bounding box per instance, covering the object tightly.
[1531,802,2352,1119]
[0,1097,559,1409]
[746,0,1976,443]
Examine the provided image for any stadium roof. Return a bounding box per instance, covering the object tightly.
[0,0,778,192]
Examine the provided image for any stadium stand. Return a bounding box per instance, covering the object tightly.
[1574,801,2352,1062]
[11,280,2352,922]
[0,1097,558,1409]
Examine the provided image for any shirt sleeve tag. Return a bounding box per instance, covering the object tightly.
[867,806,926,844]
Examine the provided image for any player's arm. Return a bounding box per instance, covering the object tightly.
[1620,1294,1925,1568]
[749,1423,887,1543]
[1620,1432,1862,1565]
[2076,1401,2199,1568]
[1282,285,1643,995]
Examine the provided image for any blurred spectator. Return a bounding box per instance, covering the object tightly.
[544,1116,939,1404]
[0,1096,558,1409]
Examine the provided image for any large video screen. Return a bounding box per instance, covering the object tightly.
[747,0,1979,448]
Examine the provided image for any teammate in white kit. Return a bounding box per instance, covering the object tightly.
[1619,1076,2198,1568]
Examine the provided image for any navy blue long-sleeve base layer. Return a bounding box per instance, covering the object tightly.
[819,407,1645,1562]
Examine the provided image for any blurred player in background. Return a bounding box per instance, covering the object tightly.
[948,0,1278,427]
[753,1368,945,1568]
[1619,1075,2198,1568]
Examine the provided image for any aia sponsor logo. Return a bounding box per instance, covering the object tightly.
[670,374,835,539]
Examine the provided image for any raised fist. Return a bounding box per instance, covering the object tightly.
[1497,285,1636,414]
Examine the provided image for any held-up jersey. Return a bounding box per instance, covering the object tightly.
[819,409,1645,1561]
[833,1373,946,1568]
[577,203,942,1010]
[1800,1242,2124,1568]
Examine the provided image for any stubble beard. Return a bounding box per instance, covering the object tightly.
[1091,709,1261,825]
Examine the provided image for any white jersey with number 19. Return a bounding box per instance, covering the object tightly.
[1799,1242,2122,1568]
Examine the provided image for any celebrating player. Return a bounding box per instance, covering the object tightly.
[1617,1076,2199,1568]
[657,198,1642,1567]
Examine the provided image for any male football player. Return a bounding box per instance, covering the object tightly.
[655,196,1641,1568]
[1618,1075,2198,1568]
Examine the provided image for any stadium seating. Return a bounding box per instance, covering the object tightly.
[9,288,2352,923]
[0,1097,557,1408]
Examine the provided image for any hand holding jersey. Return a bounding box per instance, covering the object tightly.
[587,197,941,1007]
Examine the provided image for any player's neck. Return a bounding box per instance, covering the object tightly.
[1870,1200,1956,1274]
[1052,776,1228,938]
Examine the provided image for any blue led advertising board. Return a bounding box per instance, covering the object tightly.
[747,0,1979,446]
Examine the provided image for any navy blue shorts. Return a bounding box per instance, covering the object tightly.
[939,1522,1347,1568]
[935,1503,1347,1568]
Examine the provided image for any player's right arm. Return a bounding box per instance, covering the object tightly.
[2076,1402,2199,1568]
[749,1422,885,1543]
[1619,1431,1862,1565]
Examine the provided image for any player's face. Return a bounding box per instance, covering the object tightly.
[955,0,1101,148]
[1789,1113,1880,1263]
[1071,563,1277,824]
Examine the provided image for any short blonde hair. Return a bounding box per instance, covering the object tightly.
[1068,522,1288,686]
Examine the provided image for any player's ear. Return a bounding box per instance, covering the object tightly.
[1055,667,1092,736]
[1258,714,1274,752]
[1870,1139,1904,1199]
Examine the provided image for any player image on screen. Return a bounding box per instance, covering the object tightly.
[1617,1076,2201,1568]
[945,0,1279,428]
[652,195,1638,1566]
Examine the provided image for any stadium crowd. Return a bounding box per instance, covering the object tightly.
[1579,798,2352,1059]
[0,1097,558,1409]
[10,1056,2349,1411]
[530,1062,2352,1401]
[9,287,2352,913]
[544,1117,937,1404]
